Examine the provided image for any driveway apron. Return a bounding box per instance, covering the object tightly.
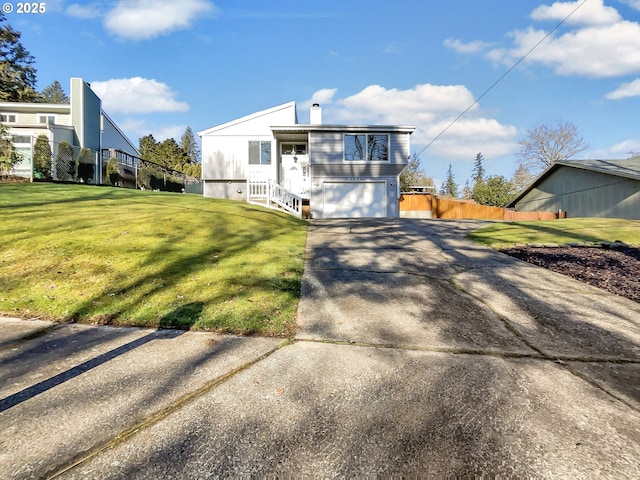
[1,218,639,478]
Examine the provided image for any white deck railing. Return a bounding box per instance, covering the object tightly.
[247,179,303,218]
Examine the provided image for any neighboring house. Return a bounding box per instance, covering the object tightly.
[198,101,415,219]
[508,157,640,220]
[0,77,139,181]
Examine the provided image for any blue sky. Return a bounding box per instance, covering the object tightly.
[8,0,640,187]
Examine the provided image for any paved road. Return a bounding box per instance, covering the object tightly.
[1,219,639,478]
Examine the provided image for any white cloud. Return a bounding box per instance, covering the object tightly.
[588,139,640,158]
[299,88,338,111]
[420,118,518,160]
[306,83,518,161]
[443,38,492,54]
[620,0,640,11]
[90,77,189,114]
[152,124,188,142]
[531,0,621,26]
[117,118,187,143]
[455,1,640,79]
[605,78,640,99]
[488,20,640,78]
[66,3,102,19]
[104,0,217,41]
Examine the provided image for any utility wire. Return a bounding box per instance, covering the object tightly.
[416,0,590,157]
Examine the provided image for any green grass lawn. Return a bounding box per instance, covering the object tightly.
[0,183,308,335]
[467,218,640,248]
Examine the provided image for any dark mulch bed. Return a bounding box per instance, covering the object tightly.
[0,175,30,184]
[499,245,640,303]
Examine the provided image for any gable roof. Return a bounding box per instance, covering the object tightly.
[197,101,297,136]
[508,156,640,207]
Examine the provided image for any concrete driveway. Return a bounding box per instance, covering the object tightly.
[1,218,639,478]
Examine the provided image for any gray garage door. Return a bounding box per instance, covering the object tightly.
[322,181,387,218]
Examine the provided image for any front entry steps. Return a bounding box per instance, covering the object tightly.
[247,179,308,219]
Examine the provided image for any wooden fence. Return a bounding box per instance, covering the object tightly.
[399,194,557,221]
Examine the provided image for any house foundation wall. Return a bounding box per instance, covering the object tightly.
[203,180,246,201]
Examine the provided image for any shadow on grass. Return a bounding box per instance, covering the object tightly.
[467,221,606,246]
[158,302,205,329]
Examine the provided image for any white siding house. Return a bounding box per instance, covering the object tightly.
[198,102,414,218]
[0,78,139,181]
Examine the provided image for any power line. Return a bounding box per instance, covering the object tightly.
[416,0,590,158]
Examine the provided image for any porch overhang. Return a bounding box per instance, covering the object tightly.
[270,127,310,142]
[271,125,416,135]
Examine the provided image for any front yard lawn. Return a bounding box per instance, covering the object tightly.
[0,183,308,336]
[467,218,640,248]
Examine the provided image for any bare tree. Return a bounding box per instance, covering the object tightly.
[517,121,589,174]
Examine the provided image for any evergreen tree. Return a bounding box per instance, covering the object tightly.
[461,180,472,200]
[470,152,486,203]
[0,122,17,174]
[40,80,69,104]
[471,152,485,185]
[179,126,200,165]
[139,134,157,161]
[472,175,515,207]
[155,137,185,169]
[0,13,39,102]
[440,164,458,197]
[33,134,51,179]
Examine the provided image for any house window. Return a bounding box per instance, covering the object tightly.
[1,113,17,123]
[39,115,55,124]
[344,134,389,161]
[281,143,307,155]
[12,135,31,144]
[248,140,272,165]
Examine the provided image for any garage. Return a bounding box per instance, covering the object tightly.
[322,181,387,218]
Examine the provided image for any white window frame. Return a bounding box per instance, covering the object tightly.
[38,114,56,124]
[281,143,307,155]
[343,133,390,162]
[1,113,17,123]
[248,140,272,165]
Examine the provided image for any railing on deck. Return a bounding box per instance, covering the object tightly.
[247,179,302,218]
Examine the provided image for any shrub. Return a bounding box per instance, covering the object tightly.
[77,148,94,183]
[33,135,52,180]
[106,157,120,186]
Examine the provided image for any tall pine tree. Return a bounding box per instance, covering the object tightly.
[40,80,69,104]
[0,13,39,102]
[440,164,458,198]
[179,127,200,165]
[471,152,485,185]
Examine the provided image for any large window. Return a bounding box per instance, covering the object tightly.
[344,133,389,161]
[1,113,17,123]
[248,140,272,165]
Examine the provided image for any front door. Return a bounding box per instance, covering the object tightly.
[280,143,309,197]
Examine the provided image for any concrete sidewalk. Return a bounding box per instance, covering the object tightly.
[1,218,639,478]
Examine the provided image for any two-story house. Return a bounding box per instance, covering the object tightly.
[0,77,139,181]
[198,101,415,219]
